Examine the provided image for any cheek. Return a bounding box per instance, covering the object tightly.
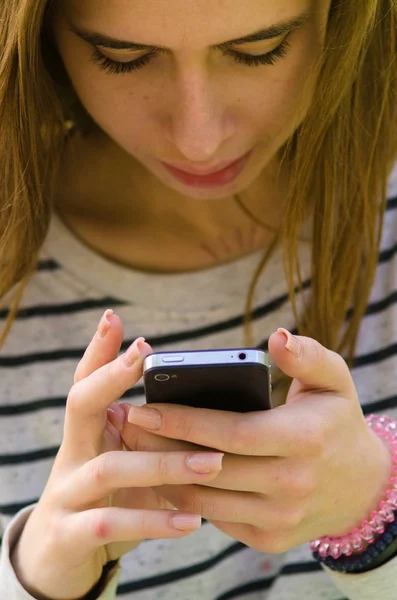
[244,67,317,152]
[252,35,323,143]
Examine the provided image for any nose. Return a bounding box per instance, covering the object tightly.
[164,68,236,164]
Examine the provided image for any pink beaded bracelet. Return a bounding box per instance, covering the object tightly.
[310,414,397,560]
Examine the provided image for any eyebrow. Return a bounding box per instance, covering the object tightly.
[69,11,311,52]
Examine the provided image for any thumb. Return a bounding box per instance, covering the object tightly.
[268,328,357,399]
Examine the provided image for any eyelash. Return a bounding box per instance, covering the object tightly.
[90,38,291,76]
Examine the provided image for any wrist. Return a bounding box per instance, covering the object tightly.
[11,523,103,600]
[311,414,397,572]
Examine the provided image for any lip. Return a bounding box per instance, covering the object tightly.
[162,151,252,188]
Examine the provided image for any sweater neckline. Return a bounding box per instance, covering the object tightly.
[44,212,310,312]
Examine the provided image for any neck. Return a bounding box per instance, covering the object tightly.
[54,130,287,273]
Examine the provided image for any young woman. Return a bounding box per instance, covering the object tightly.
[1,1,397,599]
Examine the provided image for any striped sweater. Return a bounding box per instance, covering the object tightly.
[2,166,397,599]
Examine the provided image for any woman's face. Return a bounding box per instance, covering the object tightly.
[51,0,331,199]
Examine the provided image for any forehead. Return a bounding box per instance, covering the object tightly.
[63,0,313,49]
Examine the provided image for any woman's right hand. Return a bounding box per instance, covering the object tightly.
[11,310,223,600]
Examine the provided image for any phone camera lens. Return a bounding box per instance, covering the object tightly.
[154,374,170,382]
[238,352,247,360]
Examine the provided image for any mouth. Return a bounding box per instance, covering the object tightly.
[161,151,253,188]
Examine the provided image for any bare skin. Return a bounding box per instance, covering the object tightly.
[54,130,284,272]
[51,0,331,273]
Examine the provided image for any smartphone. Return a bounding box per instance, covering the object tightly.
[143,348,272,413]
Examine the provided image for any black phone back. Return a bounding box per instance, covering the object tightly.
[144,363,271,412]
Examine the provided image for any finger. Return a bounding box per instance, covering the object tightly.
[268,329,357,399]
[74,310,124,383]
[62,338,153,460]
[121,427,311,496]
[203,455,315,498]
[127,402,302,457]
[205,520,295,555]
[120,415,203,453]
[107,402,127,433]
[65,507,203,559]
[158,484,283,528]
[57,450,223,508]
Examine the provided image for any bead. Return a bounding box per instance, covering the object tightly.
[355,558,364,570]
[383,532,393,544]
[319,540,330,558]
[351,530,365,551]
[367,545,379,558]
[387,491,397,507]
[330,542,342,559]
[360,521,375,542]
[310,540,321,552]
[362,555,373,566]
[340,537,353,556]
[379,502,395,522]
[386,422,397,433]
[375,539,387,552]
[378,416,390,424]
[369,512,386,533]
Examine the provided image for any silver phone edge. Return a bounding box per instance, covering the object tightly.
[143,349,269,373]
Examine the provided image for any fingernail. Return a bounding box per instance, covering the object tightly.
[187,453,224,474]
[128,405,162,430]
[96,309,114,340]
[277,328,302,359]
[171,514,202,531]
[123,337,146,367]
[107,403,126,432]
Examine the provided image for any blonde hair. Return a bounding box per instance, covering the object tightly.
[1,1,397,401]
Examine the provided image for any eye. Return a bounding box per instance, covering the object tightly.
[228,38,291,67]
[90,48,157,74]
[90,37,291,76]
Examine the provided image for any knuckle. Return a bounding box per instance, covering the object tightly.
[158,454,171,481]
[179,491,208,517]
[89,454,112,486]
[103,362,119,390]
[66,382,84,414]
[46,511,66,544]
[282,506,305,529]
[91,511,111,540]
[229,417,255,454]
[73,360,86,385]
[172,414,194,441]
[287,470,317,499]
[306,338,325,366]
[332,350,350,376]
[305,428,324,455]
[136,511,153,538]
[294,421,324,455]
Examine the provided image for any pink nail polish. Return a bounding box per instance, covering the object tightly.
[127,405,162,429]
[96,309,114,340]
[123,337,146,367]
[171,514,202,531]
[277,328,302,359]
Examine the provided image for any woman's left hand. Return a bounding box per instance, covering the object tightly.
[121,330,392,553]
